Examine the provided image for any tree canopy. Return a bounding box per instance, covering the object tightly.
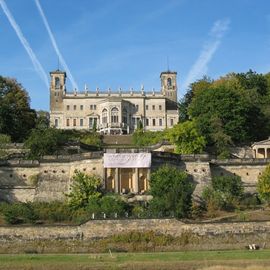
[67,170,102,209]
[167,121,206,154]
[149,165,193,218]
[0,76,36,142]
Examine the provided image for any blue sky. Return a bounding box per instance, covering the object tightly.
[0,0,270,110]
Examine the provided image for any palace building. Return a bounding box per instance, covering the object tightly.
[49,70,178,134]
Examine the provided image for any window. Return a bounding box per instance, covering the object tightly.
[80,119,83,126]
[90,105,93,110]
[167,78,172,87]
[132,117,135,126]
[152,105,155,110]
[73,105,77,110]
[54,119,58,127]
[146,118,149,126]
[80,105,83,110]
[66,119,70,127]
[55,77,60,88]
[135,104,139,110]
[159,119,162,126]
[152,119,156,126]
[146,105,148,110]
[73,119,76,126]
[159,105,162,110]
[67,105,70,111]
[170,119,174,126]
[111,107,119,123]
[89,118,93,127]
[102,109,108,124]
[93,105,96,110]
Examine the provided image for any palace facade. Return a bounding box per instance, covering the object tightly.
[49,70,178,134]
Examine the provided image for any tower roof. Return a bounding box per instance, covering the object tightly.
[160,71,177,77]
[50,70,66,76]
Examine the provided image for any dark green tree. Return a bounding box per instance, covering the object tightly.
[24,128,67,159]
[179,76,212,122]
[0,76,36,142]
[149,165,193,218]
[188,85,267,146]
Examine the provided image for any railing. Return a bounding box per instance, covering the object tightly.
[98,123,128,129]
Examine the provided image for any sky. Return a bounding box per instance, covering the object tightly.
[0,0,270,111]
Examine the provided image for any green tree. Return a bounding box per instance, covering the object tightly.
[0,76,36,142]
[24,128,66,159]
[188,85,267,146]
[257,164,270,205]
[178,76,212,122]
[202,175,244,211]
[67,170,102,209]
[167,121,206,154]
[149,165,193,218]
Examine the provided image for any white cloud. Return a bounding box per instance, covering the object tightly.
[34,0,79,90]
[0,0,49,88]
[182,18,230,91]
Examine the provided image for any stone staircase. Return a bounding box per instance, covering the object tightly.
[102,135,133,146]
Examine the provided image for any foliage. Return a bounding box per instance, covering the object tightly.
[167,121,206,154]
[132,130,165,146]
[35,111,50,130]
[0,134,11,158]
[257,164,270,205]
[80,132,102,147]
[178,76,212,122]
[1,202,37,224]
[0,76,36,142]
[149,165,193,218]
[67,170,102,209]
[24,128,67,159]
[202,175,244,211]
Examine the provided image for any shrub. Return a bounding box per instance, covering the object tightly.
[67,170,102,210]
[257,164,270,205]
[32,201,73,223]
[149,165,193,218]
[2,203,37,224]
[99,195,128,217]
[202,175,244,212]
[132,130,165,146]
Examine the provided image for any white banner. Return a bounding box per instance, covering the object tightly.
[104,153,151,168]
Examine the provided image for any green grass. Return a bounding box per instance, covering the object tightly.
[1,250,270,270]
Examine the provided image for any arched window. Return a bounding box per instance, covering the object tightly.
[111,107,119,123]
[102,109,108,124]
[55,77,60,89]
[167,78,172,87]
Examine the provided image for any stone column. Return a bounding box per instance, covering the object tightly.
[265,148,267,159]
[146,168,151,191]
[115,168,119,194]
[134,168,139,194]
[103,168,107,190]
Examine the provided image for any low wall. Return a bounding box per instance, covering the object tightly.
[0,219,270,253]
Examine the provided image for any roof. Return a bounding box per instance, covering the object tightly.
[251,137,270,147]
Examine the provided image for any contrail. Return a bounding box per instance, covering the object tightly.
[34,0,79,90]
[182,19,230,91]
[0,0,49,88]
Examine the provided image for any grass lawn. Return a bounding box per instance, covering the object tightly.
[1,250,270,270]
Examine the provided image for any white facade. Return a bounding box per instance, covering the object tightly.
[50,70,178,134]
